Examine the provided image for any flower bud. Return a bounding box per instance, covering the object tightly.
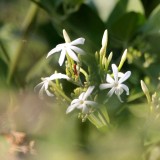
[102,30,108,48]
[63,29,71,43]
[100,29,108,56]
[107,52,113,64]
[118,49,127,70]
[140,80,151,104]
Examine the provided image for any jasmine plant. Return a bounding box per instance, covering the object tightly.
[35,29,131,129]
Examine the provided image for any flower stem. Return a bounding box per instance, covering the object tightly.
[80,68,89,82]
[98,109,110,127]
[50,82,71,103]
[7,3,39,84]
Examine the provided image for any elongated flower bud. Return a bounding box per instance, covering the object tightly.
[63,29,71,43]
[140,80,151,104]
[100,30,108,56]
[118,49,127,70]
[107,52,113,64]
[102,30,108,48]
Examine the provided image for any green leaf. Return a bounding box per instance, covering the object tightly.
[106,0,144,26]
[141,0,160,17]
[0,40,10,65]
[31,0,63,13]
[127,92,144,102]
[106,0,129,26]
[109,12,145,47]
[137,4,160,54]
[0,59,8,87]
[143,4,160,34]
[31,0,84,17]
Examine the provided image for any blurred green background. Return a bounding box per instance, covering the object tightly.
[0,0,160,159]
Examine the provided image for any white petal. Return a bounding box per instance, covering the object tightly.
[63,29,71,43]
[70,46,85,55]
[34,82,44,92]
[58,49,66,66]
[46,46,62,58]
[107,87,116,97]
[118,71,131,84]
[106,74,114,83]
[79,92,86,101]
[99,83,113,90]
[115,87,123,96]
[85,101,97,106]
[82,105,89,114]
[83,86,95,100]
[117,95,123,103]
[70,38,85,45]
[44,80,49,90]
[66,48,79,62]
[66,103,79,114]
[112,64,118,82]
[56,43,65,48]
[120,84,129,95]
[77,104,84,109]
[39,85,45,99]
[50,73,70,80]
[71,99,80,105]
[46,89,54,97]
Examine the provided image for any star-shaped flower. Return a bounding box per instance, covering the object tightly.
[66,86,97,114]
[99,64,131,102]
[47,29,85,66]
[35,73,70,98]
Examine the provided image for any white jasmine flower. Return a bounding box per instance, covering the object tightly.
[47,29,85,66]
[35,73,70,98]
[66,86,97,114]
[99,64,131,102]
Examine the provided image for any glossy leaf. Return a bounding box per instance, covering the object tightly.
[109,12,145,48]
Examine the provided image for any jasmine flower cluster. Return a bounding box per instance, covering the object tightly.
[35,29,131,117]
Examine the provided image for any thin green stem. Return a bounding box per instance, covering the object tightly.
[88,114,103,128]
[50,82,71,103]
[7,3,39,83]
[80,68,89,81]
[98,109,110,127]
